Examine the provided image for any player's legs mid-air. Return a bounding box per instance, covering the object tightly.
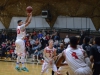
[15,39,29,72]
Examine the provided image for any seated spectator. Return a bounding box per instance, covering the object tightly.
[37,31,43,39]
[11,51,17,60]
[32,38,41,51]
[6,40,11,46]
[9,47,14,58]
[24,36,29,43]
[25,40,31,56]
[12,41,15,49]
[29,37,35,46]
[6,50,10,58]
[32,50,40,61]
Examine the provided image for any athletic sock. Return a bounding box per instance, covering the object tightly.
[22,62,25,68]
[16,63,19,67]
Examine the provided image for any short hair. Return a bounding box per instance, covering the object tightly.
[84,36,90,44]
[70,36,78,46]
[76,35,80,41]
[17,20,22,24]
[48,39,53,43]
[94,37,100,45]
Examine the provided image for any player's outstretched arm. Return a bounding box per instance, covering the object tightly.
[56,52,67,67]
[25,13,30,23]
[25,12,32,27]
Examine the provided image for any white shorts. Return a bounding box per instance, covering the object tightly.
[41,61,57,73]
[74,66,92,75]
[15,39,25,54]
[58,66,74,75]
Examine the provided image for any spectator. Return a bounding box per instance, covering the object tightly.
[64,35,70,48]
[54,40,59,48]
[33,30,37,36]
[32,50,40,61]
[32,38,41,51]
[82,36,91,57]
[29,37,35,46]
[46,30,50,35]
[9,47,14,58]
[64,35,70,44]
[89,37,94,46]
[45,34,50,45]
[6,40,11,46]
[42,30,46,36]
[12,41,16,49]
[40,36,46,49]
[79,30,85,45]
[90,37,100,75]
[37,31,43,39]
[56,43,64,55]
[53,32,60,41]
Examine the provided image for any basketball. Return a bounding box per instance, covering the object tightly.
[26,6,33,13]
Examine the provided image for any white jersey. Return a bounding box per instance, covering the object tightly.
[44,47,55,62]
[16,24,26,40]
[64,47,87,72]
[41,47,57,73]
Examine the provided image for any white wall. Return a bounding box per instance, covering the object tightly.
[54,16,96,30]
[9,16,50,29]
[0,16,96,30]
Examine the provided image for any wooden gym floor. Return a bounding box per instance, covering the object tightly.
[0,61,51,75]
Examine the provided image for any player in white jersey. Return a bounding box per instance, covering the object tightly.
[41,39,58,75]
[15,12,32,72]
[57,61,74,75]
[57,36,92,75]
[56,51,74,75]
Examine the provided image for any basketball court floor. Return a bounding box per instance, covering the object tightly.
[0,61,51,75]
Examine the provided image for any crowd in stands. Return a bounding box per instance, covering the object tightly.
[0,29,95,62]
[0,29,61,61]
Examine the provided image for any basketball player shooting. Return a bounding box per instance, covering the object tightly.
[15,6,32,72]
[41,39,58,75]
